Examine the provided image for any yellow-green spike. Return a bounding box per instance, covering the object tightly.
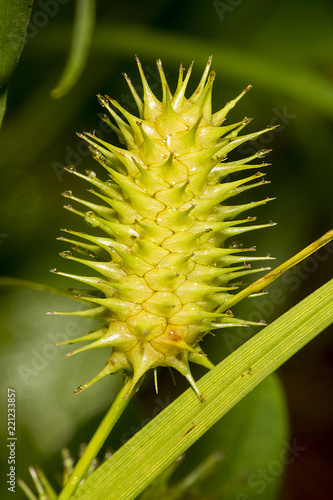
[56,327,107,345]
[224,117,253,138]
[134,161,169,195]
[183,71,215,126]
[157,205,195,232]
[216,125,279,157]
[151,153,188,185]
[139,123,169,165]
[189,348,215,370]
[107,166,165,218]
[58,249,126,280]
[155,85,188,136]
[104,94,144,146]
[169,116,201,155]
[62,190,116,221]
[82,132,141,177]
[74,357,129,394]
[88,189,141,225]
[135,55,162,121]
[189,55,213,103]
[97,94,137,149]
[56,235,105,258]
[156,59,172,104]
[60,228,125,257]
[53,57,283,400]
[123,72,144,118]
[172,60,194,110]
[137,220,173,245]
[64,165,123,200]
[132,238,169,265]
[50,269,114,296]
[212,84,252,126]
[168,354,205,402]
[155,179,191,208]
[112,246,152,277]
[216,266,271,286]
[65,327,137,357]
[47,305,108,321]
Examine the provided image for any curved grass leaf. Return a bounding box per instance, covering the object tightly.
[73,277,333,500]
[51,0,95,99]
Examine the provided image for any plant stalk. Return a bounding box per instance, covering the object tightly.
[58,375,136,500]
[217,229,333,313]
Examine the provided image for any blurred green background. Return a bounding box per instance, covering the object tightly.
[1,0,333,498]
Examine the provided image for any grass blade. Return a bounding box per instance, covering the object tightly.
[73,277,333,500]
[51,0,95,99]
[0,82,7,127]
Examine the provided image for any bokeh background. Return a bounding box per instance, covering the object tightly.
[1,0,333,498]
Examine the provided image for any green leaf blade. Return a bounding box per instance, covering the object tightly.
[0,0,33,126]
[0,0,33,86]
[0,82,7,127]
[73,277,333,500]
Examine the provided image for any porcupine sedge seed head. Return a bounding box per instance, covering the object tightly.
[50,56,276,401]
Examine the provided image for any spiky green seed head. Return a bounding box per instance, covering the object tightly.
[51,56,275,400]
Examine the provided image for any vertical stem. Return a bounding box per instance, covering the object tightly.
[58,376,135,500]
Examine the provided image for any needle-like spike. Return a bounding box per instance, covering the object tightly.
[172,60,194,110]
[123,72,144,118]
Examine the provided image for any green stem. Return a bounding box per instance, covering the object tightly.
[17,478,38,500]
[217,229,333,313]
[51,0,95,99]
[58,376,136,500]
[165,451,223,500]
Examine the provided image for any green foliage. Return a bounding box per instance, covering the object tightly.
[72,277,333,499]
[140,374,288,500]
[0,0,33,85]
[0,0,33,124]
[0,83,7,126]
[1,1,333,498]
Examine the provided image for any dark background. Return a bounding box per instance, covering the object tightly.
[0,0,333,498]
